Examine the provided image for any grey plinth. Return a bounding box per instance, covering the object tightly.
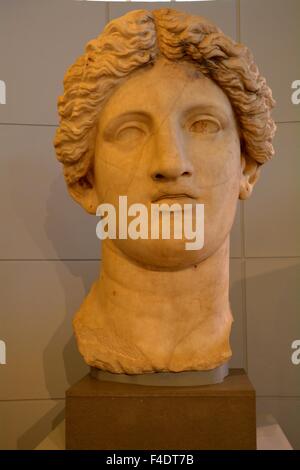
[90,363,229,386]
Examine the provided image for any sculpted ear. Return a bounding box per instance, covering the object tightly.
[67,169,99,215]
[239,154,261,200]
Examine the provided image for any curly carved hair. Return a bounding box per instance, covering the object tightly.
[54,8,276,188]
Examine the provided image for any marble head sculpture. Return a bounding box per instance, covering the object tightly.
[54,9,275,374]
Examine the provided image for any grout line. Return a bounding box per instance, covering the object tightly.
[240,204,246,259]
[275,121,300,124]
[236,0,241,42]
[275,120,300,124]
[241,258,248,373]
[0,123,58,127]
[240,256,300,260]
[0,259,101,262]
[105,0,109,22]
[0,398,65,403]
[256,395,300,400]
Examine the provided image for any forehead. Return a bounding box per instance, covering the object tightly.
[98,57,235,124]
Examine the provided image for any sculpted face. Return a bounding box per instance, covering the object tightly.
[55,9,275,375]
[93,58,241,268]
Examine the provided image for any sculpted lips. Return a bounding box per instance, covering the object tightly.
[152,193,197,203]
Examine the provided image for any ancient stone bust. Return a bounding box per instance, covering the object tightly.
[54,9,275,375]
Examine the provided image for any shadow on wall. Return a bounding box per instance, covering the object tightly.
[42,175,100,396]
[15,175,99,449]
[7,156,98,395]
[17,401,65,450]
[44,173,100,261]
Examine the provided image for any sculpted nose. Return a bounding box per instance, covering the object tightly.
[150,124,193,182]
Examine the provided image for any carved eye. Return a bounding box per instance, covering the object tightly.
[115,125,145,144]
[189,119,220,134]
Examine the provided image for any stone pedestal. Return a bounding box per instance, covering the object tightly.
[65,368,256,450]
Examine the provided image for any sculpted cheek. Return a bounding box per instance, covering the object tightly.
[190,141,240,189]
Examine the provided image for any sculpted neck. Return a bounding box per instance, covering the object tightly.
[100,238,230,320]
[74,238,233,373]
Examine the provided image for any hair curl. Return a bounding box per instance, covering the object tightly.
[54,8,276,187]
